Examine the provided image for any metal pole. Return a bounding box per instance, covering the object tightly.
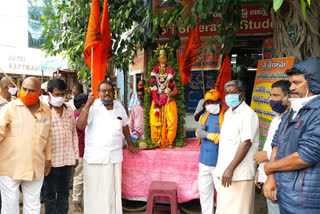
[201,61,205,96]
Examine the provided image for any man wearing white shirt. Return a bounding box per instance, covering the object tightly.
[215,80,259,214]
[77,80,139,214]
[254,80,291,214]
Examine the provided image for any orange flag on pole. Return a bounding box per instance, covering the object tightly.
[214,56,232,109]
[84,0,113,98]
[179,24,201,86]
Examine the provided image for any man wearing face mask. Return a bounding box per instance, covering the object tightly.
[263,57,320,214]
[0,77,17,108]
[129,79,145,114]
[0,77,52,214]
[253,80,290,214]
[194,83,216,122]
[195,89,225,214]
[77,80,139,214]
[215,80,259,214]
[44,78,79,214]
[129,88,145,141]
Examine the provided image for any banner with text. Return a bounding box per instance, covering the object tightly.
[250,57,294,149]
[157,3,273,38]
[177,37,222,71]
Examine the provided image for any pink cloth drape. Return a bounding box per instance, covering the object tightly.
[122,139,200,203]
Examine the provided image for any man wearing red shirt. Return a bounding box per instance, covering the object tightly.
[72,94,88,212]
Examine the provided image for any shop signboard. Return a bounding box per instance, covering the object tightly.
[130,48,144,73]
[0,47,52,76]
[157,4,273,38]
[250,57,295,149]
[41,54,65,71]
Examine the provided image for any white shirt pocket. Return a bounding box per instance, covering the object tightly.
[112,119,122,134]
[110,119,124,146]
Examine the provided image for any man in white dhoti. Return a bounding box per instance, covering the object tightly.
[215,80,259,214]
[77,80,139,214]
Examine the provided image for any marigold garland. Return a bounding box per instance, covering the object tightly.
[143,47,186,147]
[149,63,175,116]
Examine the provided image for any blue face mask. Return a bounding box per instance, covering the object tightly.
[139,100,144,104]
[101,99,113,106]
[225,93,242,108]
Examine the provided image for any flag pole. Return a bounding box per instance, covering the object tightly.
[91,45,93,94]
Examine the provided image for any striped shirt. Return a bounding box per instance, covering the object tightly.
[51,104,79,167]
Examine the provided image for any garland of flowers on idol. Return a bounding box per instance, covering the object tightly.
[149,62,175,117]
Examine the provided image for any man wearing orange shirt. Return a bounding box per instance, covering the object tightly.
[0,77,17,108]
[0,77,52,214]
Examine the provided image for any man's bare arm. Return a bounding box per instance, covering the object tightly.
[221,139,252,187]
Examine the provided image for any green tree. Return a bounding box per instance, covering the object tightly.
[41,0,160,83]
[272,0,319,61]
[41,0,243,83]
[41,0,319,84]
[41,0,92,84]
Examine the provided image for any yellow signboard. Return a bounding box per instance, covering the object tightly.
[251,57,295,148]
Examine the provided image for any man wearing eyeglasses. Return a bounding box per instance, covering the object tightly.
[77,80,139,214]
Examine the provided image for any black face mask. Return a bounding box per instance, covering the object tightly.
[269,100,288,113]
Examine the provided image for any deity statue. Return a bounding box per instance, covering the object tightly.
[148,44,178,148]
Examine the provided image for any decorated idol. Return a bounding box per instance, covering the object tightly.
[144,44,185,148]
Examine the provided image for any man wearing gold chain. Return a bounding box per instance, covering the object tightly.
[148,46,178,148]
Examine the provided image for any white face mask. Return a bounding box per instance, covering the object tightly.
[8,87,17,96]
[289,90,315,113]
[40,95,49,104]
[206,104,220,115]
[49,93,65,107]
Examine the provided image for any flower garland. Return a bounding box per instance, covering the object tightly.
[149,63,175,116]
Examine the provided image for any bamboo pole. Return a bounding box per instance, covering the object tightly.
[0,67,18,88]
[91,46,93,94]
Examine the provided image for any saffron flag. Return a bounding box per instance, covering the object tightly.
[179,24,201,86]
[214,56,232,109]
[84,0,113,98]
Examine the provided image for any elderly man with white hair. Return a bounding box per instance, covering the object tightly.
[215,80,259,214]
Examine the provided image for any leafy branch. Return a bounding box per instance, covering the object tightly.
[40,0,245,83]
[273,0,311,20]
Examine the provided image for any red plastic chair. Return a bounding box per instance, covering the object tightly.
[146,181,179,214]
